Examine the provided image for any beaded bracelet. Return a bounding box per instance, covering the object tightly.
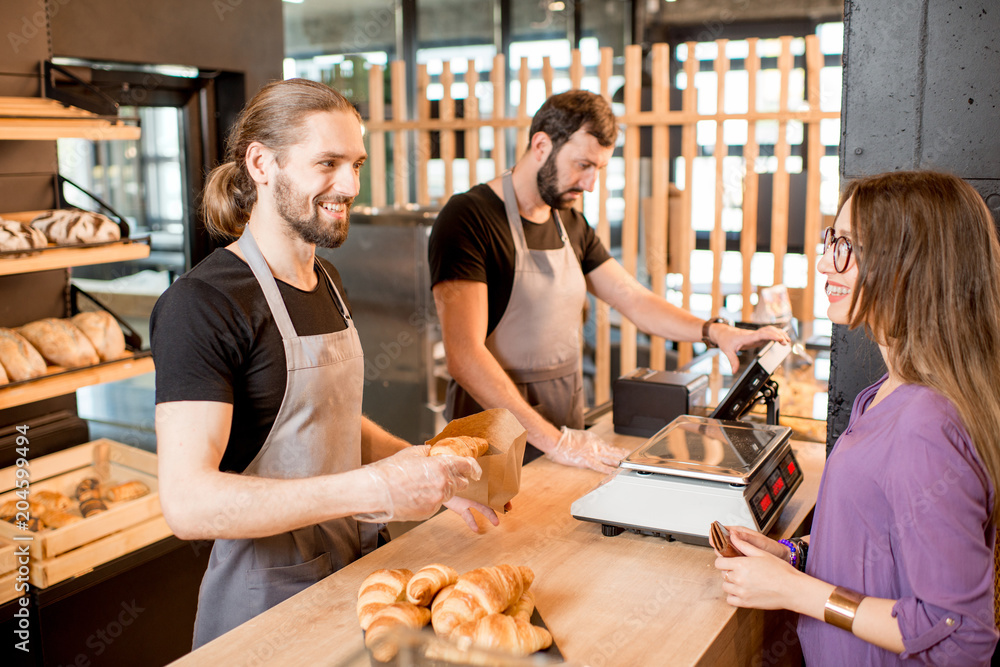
[779,538,798,568]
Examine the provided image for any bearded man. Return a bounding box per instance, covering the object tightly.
[151,79,494,647]
[429,90,787,473]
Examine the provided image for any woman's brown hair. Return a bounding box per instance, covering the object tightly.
[844,171,1000,518]
[200,78,360,238]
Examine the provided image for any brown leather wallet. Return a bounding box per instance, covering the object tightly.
[709,521,745,558]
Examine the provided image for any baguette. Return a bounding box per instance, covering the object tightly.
[451,613,552,656]
[357,568,412,631]
[365,601,431,662]
[429,436,489,458]
[406,563,459,606]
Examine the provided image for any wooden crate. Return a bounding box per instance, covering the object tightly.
[0,439,173,588]
[0,537,17,604]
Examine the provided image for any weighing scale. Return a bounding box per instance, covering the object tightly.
[571,341,803,545]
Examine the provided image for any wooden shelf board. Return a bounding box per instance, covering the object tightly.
[0,355,155,410]
[0,241,150,275]
[0,97,140,141]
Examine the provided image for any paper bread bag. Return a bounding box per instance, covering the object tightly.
[425,408,527,512]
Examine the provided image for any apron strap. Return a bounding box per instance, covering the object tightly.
[501,170,569,250]
[237,227,298,341]
[315,261,352,322]
[505,356,578,384]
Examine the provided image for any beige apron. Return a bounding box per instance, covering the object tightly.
[446,170,588,462]
[192,228,379,648]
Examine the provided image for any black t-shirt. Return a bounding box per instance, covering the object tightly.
[150,248,350,474]
[428,183,612,335]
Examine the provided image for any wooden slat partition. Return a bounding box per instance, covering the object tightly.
[770,36,793,285]
[648,43,670,371]
[367,65,387,208]
[465,61,480,187]
[416,65,431,206]
[594,47,614,404]
[802,35,824,338]
[440,62,455,202]
[740,39,761,322]
[491,54,507,177]
[677,42,700,366]
[390,60,408,208]
[359,36,839,403]
[619,45,642,377]
[711,41,730,322]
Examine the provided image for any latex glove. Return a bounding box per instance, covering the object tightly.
[547,427,629,474]
[354,445,482,523]
[442,496,500,533]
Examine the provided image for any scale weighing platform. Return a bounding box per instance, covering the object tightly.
[571,341,804,545]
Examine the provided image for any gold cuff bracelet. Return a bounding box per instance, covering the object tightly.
[824,586,866,633]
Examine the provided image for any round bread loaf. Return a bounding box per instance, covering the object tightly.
[0,327,48,380]
[30,210,121,245]
[0,218,47,253]
[71,311,126,361]
[17,318,100,368]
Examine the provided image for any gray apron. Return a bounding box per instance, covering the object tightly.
[192,229,380,648]
[446,170,588,462]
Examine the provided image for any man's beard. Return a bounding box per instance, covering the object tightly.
[536,149,582,210]
[273,171,352,248]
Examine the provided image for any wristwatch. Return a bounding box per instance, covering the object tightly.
[701,317,728,348]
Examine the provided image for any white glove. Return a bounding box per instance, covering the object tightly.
[547,427,628,474]
[354,445,482,523]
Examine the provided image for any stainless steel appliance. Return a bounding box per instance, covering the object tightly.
[318,207,445,445]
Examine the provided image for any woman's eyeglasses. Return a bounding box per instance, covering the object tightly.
[821,227,853,273]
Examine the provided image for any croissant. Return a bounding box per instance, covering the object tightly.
[365,601,431,662]
[431,584,455,616]
[430,436,489,458]
[407,563,459,606]
[451,613,552,656]
[503,590,535,622]
[432,588,486,637]
[454,565,534,615]
[357,568,412,631]
[32,490,72,512]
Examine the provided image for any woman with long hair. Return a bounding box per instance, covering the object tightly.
[715,171,1000,665]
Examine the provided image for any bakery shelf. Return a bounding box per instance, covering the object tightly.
[0,352,154,410]
[0,96,140,141]
[0,238,151,276]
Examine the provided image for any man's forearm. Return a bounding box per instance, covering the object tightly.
[448,345,562,452]
[160,466,380,541]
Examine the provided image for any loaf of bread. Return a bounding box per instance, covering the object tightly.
[104,480,150,503]
[0,218,47,253]
[18,318,100,368]
[365,601,432,662]
[0,327,47,381]
[71,311,126,361]
[406,563,459,606]
[357,568,413,631]
[30,210,120,245]
[450,613,552,656]
[0,360,7,385]
[429,436,489,458]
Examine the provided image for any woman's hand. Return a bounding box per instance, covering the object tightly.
[714,531,803,611]
[724,525,792,561]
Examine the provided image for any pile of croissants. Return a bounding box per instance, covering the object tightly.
[357,563,552,662]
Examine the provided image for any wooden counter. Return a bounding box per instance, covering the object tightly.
[172,422,825,666]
